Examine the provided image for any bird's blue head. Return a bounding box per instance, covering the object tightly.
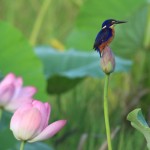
[102,19,126,29]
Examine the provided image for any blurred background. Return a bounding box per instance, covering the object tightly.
[0,0,150,150]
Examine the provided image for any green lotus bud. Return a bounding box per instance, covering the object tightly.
[100,46,115,74]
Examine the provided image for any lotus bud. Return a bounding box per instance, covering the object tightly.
[100,46,115,74]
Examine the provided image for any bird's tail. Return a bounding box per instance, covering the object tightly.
[96,48,102,57]
[93,47,101,57]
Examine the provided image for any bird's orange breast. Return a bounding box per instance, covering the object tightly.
[98,28,115,54]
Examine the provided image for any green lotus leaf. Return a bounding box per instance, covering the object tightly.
[35,46,131,94]
[127,108,150,150]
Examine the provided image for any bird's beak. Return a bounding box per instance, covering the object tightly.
[115,20,127,24]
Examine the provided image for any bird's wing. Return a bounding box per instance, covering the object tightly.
[93,28,112,51]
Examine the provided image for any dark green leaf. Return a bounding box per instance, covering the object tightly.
[0,21,47,100]
[0,111,12,130]
[0,128,17,150]
[47,75,83,94]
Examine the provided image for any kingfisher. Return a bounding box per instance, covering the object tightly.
[93,19,126,57]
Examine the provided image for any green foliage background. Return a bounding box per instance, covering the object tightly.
[0,0,150,150]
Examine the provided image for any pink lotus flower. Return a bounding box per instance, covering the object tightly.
[10,100,66,142]
[0,73,36,112]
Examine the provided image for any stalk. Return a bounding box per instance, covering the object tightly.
[103,74,112,150]
[29,0,51,46]
[20,141,25,150]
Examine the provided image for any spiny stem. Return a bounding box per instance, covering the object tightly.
[103,74,112,150]
[29,0,51,46]
[20,141,25,150]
